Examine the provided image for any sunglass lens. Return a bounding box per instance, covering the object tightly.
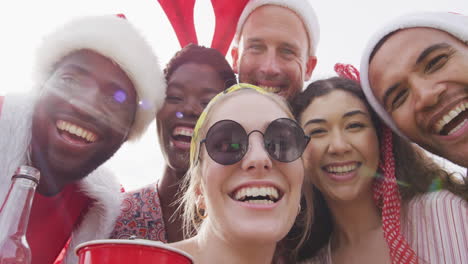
[264,118,306,162]
[205,120,247,165]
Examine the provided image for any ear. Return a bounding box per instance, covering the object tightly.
[196,191,206,210]
[231,46,239,74]
[305,55,317,81]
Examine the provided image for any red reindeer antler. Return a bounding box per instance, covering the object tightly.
[210,0,249,55]
[158,0,198,47]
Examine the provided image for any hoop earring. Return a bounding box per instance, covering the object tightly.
[196,206,207,220]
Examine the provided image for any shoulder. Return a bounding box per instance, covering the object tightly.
[405,190,467,225]
[110,182,167,242]
[407,190,467,211]
[404,190,468,262]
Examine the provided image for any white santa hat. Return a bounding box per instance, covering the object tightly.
[360,11,468,138]
[33,14,165,141]
[233,0,320,55]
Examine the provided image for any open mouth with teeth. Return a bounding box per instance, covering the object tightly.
[434,102,468,136]
[231,186,282,205]
[171,126,194,148]
[259,86,282,94]
[323,162,361,174]
[56,120,98,144]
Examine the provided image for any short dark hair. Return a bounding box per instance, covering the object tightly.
[164,43,237,89]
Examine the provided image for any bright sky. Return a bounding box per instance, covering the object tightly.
[1,0,466,190]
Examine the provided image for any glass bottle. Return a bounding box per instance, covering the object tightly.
[0,166,40,264]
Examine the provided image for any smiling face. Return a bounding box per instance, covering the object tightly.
[369,28,468,167]
[198,91,304,244]
[232,5,316,101]
[32,50,137,191]
[300,90,379,202]
[157,63,225,173]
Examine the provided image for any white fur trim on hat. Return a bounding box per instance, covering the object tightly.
[234,0,320,55]
[34,15,165,141]
[360,11,468,139]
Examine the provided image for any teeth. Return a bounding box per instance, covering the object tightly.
[259,86,281,94]
[448,118,467,135]
[173,127,194,137]
[434,102,468,133]
[56,120,97,142]
[233,186,279,202]
[244,200,274,204]
[325,163,358,173]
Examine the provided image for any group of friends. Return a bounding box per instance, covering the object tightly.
[0,0,467,263]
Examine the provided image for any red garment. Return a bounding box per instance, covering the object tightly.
[158,0,198,47]
[27,184,91,264]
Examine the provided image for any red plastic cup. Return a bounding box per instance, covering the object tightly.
[75,239,193,264]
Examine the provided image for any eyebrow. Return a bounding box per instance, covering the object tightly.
[382,43,451,109]
[415,43,450,65]
[245,38,263,43]
[343,110,368,118]
[304,118,326,127]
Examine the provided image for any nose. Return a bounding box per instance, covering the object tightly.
[66,83,103,113]
[241,132,272,173]
[411,76,447,112]
[327,130,352,156]
[258,50,281,78]
[182,96,203,119]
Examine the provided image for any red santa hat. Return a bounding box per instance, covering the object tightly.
[233,0,320,55]
[360,11,468,139]
[33,14,165,141]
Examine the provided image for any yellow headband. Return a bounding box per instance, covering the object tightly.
[189,83,268,163]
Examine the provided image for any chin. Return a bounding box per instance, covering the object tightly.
[227,220,288,244]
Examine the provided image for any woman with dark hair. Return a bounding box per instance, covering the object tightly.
[292,77,468,263]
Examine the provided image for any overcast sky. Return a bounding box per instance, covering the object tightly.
[1,0,466,190]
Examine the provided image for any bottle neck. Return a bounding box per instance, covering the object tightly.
[0,177,37,238]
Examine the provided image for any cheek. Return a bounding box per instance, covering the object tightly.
[363,133,380,170]
[302,142,323,171]
[239,52,258,70]
[391,106,419,136]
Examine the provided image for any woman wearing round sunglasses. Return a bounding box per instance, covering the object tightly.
[292,76,468,264]
[168,83,310,263]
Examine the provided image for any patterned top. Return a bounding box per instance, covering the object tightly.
[110,182,167,242]
[302,191,468,264]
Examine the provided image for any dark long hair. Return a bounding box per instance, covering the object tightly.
[291,77,453,260]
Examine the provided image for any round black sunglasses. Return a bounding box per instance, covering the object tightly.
[200,118,310,165]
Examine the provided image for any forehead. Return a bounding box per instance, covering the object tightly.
[208,92,289,129]
[55,50,133,87]
[301,90,368,121]
[369,28,461,98]
[169,63,224,89]
[241,5,308,46]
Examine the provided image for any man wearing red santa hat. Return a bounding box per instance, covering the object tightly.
[0,14,164,264]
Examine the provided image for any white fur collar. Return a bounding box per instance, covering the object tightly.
[0,93,123,264]
[63,166,123,263]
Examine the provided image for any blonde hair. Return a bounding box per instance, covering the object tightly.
[178,83,311,247]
